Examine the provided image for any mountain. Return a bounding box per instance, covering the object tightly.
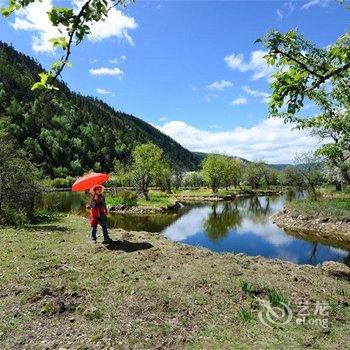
[0,41,200,177]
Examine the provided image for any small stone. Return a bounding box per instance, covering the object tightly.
[69,317,75,323]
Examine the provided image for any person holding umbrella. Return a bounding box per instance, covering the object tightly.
[71,172,112,244]
[89,185,112,244]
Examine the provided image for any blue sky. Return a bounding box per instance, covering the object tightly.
[0,0,348,162]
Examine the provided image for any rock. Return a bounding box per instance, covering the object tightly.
[322,261,350,280]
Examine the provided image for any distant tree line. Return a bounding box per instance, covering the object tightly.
[110,146,327,200]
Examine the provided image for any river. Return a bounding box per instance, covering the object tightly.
[39,190,350,266]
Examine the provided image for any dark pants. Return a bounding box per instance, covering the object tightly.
[91,215,110,241]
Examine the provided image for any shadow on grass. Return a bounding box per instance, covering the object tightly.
[106,240,153,252]
[25,224,69,232]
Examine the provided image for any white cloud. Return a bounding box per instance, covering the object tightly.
[231,97,248,105]
[89,58,98,63]
[96,88,112,95]
[207,79,233,91]
[74,0,137,44]
[276,1,296,21]
[276,9,284,20]
[89,67,124,78]
[301,0,331,10]
[11,0,63,53]
[109,55,127,64]
[243,85,270,103]
[159,116,168,122]
[155,118,319,163]
[224,50,275,81]
[205,93,218,103]
[11,0,137,53]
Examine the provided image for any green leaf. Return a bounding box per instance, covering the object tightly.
[31,82,45,91]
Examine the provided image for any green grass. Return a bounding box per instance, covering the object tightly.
[237,308,253,322]
[0,215,349,349]
[137,194,173,207]
[239,279,254,297]
[266,288,288,308]
[288,197,350,221]
[107,192,172,208]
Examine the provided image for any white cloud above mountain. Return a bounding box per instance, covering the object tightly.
[11,0,137,53]
[155,117,319,163]
[96,88,112,95]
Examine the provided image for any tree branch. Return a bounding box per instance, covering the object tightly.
[49,0,92,86]
[273,48,324,80]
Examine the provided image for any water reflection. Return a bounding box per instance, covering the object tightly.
[161,193,350,266]
[204,203,242,242]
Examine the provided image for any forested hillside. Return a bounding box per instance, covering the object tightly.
[0,42,199,177]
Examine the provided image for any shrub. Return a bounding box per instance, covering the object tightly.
[0,205,28,226]
[47,177,75,189]
[0,128,42,226]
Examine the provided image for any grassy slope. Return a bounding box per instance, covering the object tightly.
[1,215,349,349]
[287,188,350,221]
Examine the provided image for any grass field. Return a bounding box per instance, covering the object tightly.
[0,215,349,349]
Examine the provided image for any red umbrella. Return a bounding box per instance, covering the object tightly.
[71,173,109,192]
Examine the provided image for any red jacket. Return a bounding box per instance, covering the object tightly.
[89,194,108,227]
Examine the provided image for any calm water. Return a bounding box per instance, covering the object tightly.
[40,191,350,266]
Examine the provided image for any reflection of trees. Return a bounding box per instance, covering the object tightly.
[204,203,243,242]
[285,189,306,202]
[284,228,350,265]
[239,197,273,225]
[308,243,318,265]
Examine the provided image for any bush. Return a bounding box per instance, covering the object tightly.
[0,205,28,226]
[0,128,42,226]
[121,191,138,207]
[46,177,75,189]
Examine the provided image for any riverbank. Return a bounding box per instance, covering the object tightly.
[272,193,350,245]
[1,215,349,349]
[108,201,184,214]
[172,187,285,202]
